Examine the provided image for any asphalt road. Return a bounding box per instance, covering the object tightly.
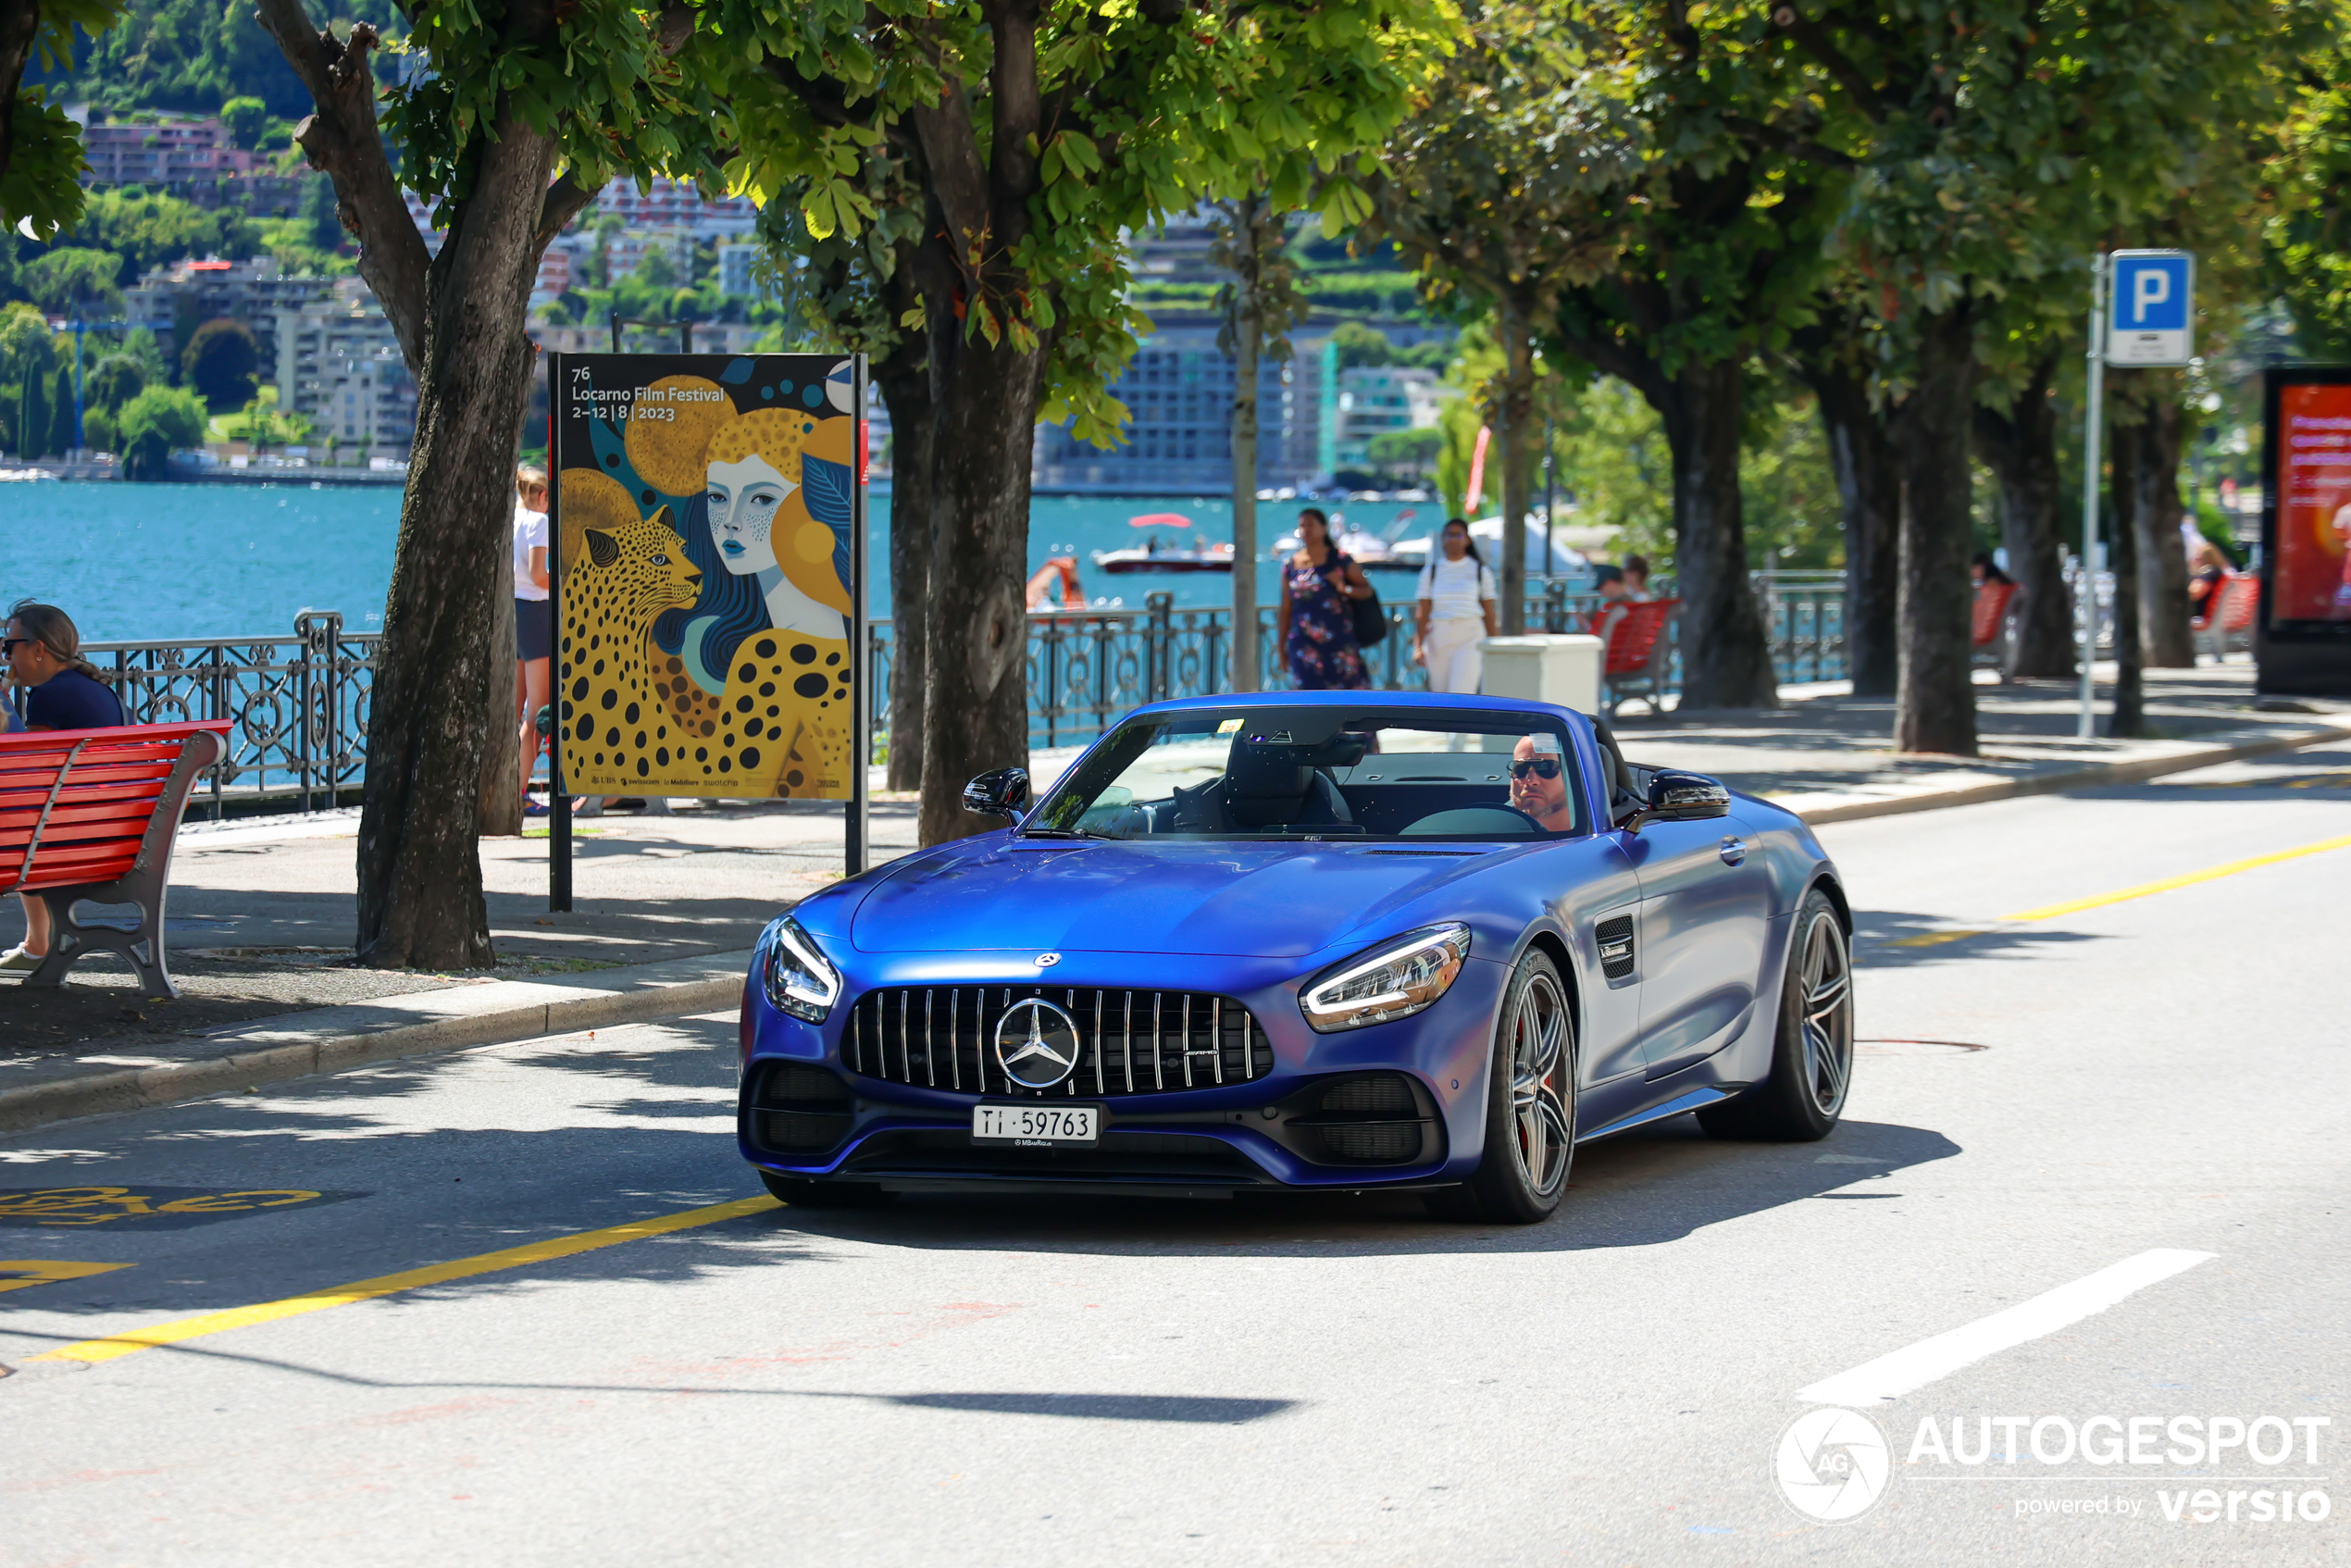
[3,743,2346,1567]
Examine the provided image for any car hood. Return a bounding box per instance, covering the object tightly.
[849,839,1503,958]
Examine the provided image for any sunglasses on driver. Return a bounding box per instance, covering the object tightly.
[1509,757,1562,781]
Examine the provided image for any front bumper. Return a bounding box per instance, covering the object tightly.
[738,949,1510,1193]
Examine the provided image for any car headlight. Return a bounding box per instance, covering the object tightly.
[1300,924,1471,1033]
[761,916,841,1023]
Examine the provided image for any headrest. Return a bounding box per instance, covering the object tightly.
[1226,741,1316,800]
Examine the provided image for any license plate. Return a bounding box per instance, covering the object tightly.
[971,1103,1101,1148]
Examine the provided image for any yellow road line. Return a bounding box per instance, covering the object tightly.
[29,1194,779,1366]
[2003,834,2351,923]
[0,1261,134,1296]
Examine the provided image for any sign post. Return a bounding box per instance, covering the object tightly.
[2076,254,2108,740]
[545,350,869,909]
[2078,249,2195,738]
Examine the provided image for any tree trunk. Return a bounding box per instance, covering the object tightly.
[352,117,557,966]
[478,559,522,836]
[2105,413,2149,737]
[1661,358,1776,709]
[877,346,933,792]
[1491,302,1538,637]
[915,326,1048,845]
[0,0,41,185]
[1806,361,1900,697]
[1230,289,1262,691]
[2129,393,2194,668]
[1972,354,2075,679]
[1891,309,1980,755]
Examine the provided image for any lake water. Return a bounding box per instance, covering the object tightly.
[0,481,1465,642]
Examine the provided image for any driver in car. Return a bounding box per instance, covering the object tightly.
[1509,733,1576,832]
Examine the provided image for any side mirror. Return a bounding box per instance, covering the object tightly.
[961,766,1031,822]
[1640,768,1731,825]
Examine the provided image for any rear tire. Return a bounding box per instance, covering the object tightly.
[758,1169,897,1208]
[1698,887,1852,1141]
[1442,949,1576,1224]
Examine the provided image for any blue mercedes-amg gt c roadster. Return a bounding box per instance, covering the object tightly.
[737,691,1853,1223]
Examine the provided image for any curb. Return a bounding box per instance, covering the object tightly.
[0,963,748,1137]
[1781,723,2351,828]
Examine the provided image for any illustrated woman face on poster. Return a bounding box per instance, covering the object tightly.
[705,454,790,573]
[703,409,846,641]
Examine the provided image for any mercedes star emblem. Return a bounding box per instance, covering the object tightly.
[994,997,1082,1090]
[1036,952,1061,967]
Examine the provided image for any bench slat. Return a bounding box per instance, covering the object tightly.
[0,787,171,824]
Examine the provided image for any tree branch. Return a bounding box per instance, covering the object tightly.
[1718,114,1856,169]
[534,171,603,254]
[1771,4,1885,124]
[253,0,431,372]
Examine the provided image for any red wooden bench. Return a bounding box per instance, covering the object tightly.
[0,719,230,998]
[1597,597,1678,718]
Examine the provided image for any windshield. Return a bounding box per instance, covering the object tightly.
[1026,707,1586,841]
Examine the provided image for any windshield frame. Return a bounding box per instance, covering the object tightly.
[1021,703,1591,844]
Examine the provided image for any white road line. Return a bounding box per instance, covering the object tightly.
[1796,1249,2216,1406]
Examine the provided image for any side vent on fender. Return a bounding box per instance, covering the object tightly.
[1596,915,1636,981]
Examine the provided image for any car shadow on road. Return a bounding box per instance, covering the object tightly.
[753,1115,1961,1260]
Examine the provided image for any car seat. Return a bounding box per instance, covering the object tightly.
[1173,741,1354,831]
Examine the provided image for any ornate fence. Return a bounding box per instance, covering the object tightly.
[59,574,1874,809]
[80,612,379,819]
[873,572,1860,752]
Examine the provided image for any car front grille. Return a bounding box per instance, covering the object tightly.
[842,986,1274,1098]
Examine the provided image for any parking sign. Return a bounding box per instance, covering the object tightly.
[2108,250,2195,366]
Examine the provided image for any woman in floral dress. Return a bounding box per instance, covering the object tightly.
[1275,507,1373,690]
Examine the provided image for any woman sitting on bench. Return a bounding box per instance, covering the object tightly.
[3,601,123,971]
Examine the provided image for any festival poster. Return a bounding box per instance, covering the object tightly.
[2272,380,2351,625]
[552,353,862,798]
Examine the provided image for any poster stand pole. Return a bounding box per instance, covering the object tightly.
[547,352,572,912]
[847,353,870,877]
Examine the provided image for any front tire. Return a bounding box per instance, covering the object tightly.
[1698,887,1853,1141]
[1442,950,1576,1224]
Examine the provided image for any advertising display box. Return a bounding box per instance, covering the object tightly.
[543,351,870,907]
[2259,368,2351,696]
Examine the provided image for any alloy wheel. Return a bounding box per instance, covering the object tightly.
[1508,969,1573,1197]
[1798,910,1854,1117]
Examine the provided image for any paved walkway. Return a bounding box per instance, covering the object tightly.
[2,663,2343,1127]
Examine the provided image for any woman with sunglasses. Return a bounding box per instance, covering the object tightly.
[3,601,125,971]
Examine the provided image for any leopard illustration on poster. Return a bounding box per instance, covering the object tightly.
[552,354,861,799]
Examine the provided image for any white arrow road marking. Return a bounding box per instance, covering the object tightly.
[1797,1249,2216,1406]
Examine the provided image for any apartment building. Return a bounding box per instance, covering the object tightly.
[271,296,417,454]
[1332,367,1451,470]
[78,115,255,187]
[122,257,339,378]
[1031,312,1330,494]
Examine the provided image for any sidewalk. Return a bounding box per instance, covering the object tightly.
[4,664,2344,1133]
[1610,664,2351,824]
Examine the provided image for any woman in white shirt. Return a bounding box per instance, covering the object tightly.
[1413,516,1499,693]
[512,467,552,813]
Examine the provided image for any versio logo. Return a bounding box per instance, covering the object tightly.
[1777,1408,1892,1523]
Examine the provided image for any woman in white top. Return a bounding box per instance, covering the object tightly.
[512,466,552,813]
[1413,516,1499,693]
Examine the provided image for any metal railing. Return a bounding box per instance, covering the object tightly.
[78,611,379,819]
[60,574,1883,810]
[872,573,1860,751]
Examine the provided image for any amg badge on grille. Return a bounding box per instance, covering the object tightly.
[995,997,1082,1089]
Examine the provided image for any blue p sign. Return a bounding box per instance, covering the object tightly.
[2108,250,2195,366]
